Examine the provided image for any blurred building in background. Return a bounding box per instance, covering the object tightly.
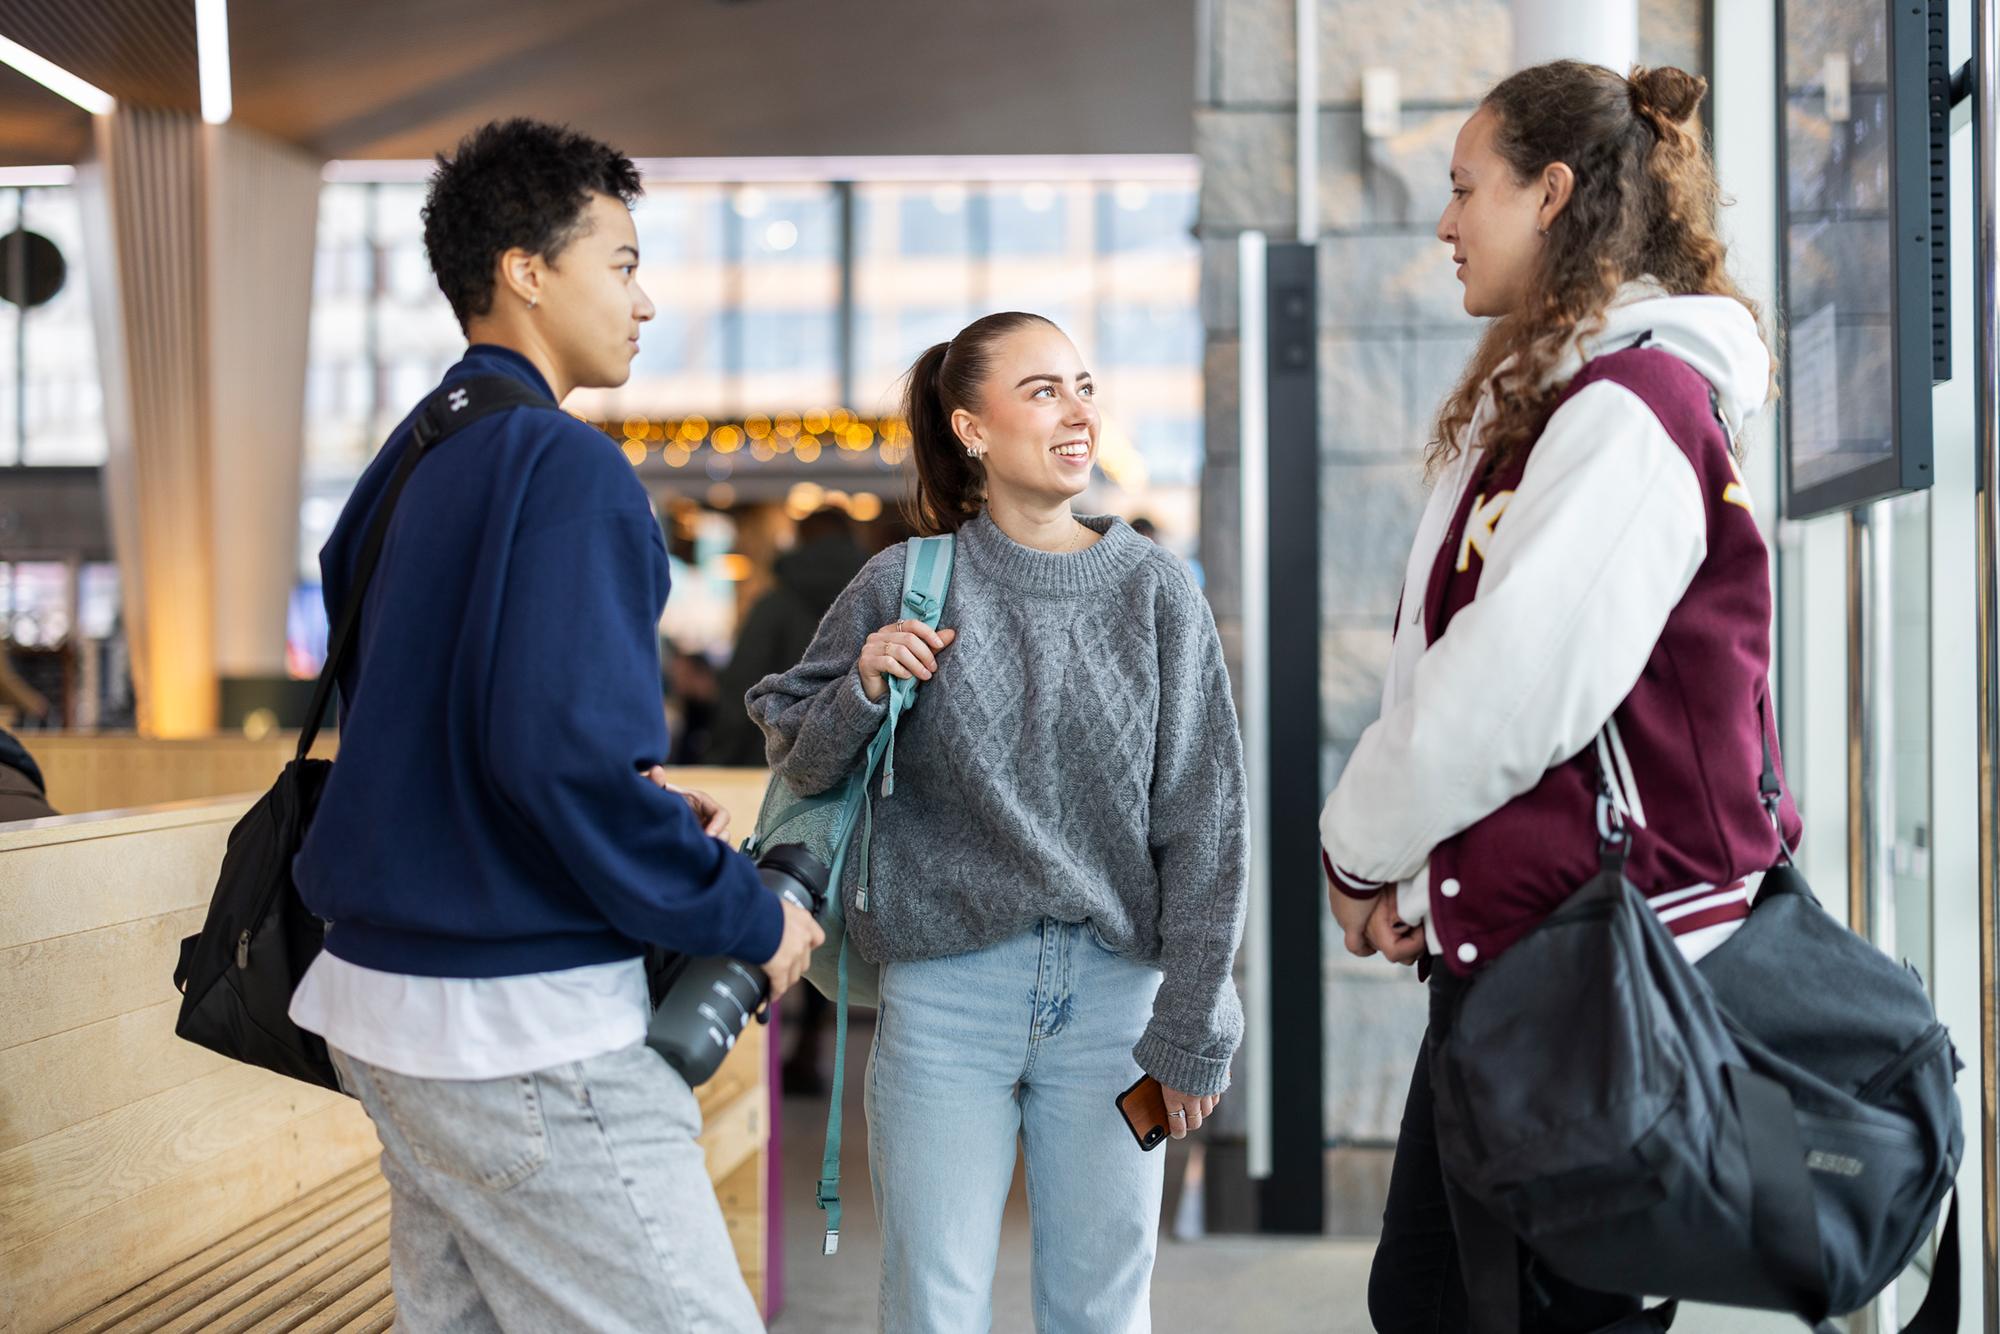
[293,158,1202,670]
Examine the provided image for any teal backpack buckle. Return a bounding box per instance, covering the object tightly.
[816,1176,843,1255]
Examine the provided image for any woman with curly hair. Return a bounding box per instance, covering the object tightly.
[1317,61,1802,1332]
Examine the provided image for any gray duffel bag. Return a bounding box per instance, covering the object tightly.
[1431,753,1962,1332]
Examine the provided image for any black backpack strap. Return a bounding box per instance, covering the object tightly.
[295,374,555,760]
[1755,691,1797,869]
[1898,1192,1959,1333]
[1725,1065,1839,1329]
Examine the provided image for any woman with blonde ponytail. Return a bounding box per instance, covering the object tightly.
[1316,62,1800,1331]
[748,312,1247,1331]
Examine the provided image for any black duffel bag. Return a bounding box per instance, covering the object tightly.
[172,375,554,1090]
[1431,733,1962,1333]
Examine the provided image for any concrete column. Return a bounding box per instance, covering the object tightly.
[77,108,319,736]
[1513,0,1638,72]
[78,106,215,738]
[1193,0,1715,1183]
[205,126,319,686]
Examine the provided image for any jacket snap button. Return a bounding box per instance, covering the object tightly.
[1440,878,1461,898]
[1456,942,1478,964]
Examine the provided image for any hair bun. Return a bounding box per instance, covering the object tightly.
[1628,65,1706,127]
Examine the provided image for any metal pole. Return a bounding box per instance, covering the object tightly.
[1295,0,1318,245]
[12,189,26,463]
[1971,0,2000,1317]
[835,181,855,409]
[1238,228,1271,1181]
[1850,507,1874,942]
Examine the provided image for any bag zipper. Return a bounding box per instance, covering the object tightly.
[1854,1024,1950,1104]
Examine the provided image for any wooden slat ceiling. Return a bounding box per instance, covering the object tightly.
[1,0,199,110]
[0,74,89,165]
[0,0,1194,167]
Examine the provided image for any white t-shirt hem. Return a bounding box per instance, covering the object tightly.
[290,951,651,1082]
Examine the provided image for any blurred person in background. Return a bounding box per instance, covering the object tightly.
[665,647,720,765]
[0,726,55,821]
[708,507,867,767]
[710,506,868,1094]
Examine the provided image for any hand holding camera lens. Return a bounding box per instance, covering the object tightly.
[762,899,825,1001]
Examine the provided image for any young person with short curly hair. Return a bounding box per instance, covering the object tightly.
[289,118,819,1333]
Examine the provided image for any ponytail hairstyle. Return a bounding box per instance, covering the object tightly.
[901,311,1056,535]
[1429,61,1771,477]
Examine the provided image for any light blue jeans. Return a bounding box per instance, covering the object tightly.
[866,919,1167,1333]
[331,1042,763,1333]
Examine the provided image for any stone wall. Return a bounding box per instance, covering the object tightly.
[1194,0,1709,1141]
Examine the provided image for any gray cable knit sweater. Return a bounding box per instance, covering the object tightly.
[745,512,1248,1096]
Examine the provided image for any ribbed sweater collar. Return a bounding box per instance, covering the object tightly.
[954,510,1149,596]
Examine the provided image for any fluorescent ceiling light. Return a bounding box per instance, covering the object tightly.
[323,153,1203,186]
[0,34,113,115]
[0,165,76,187]
[196,0,231,124]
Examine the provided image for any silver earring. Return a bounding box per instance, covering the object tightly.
[525,295,538,310]
[965,445,979,458]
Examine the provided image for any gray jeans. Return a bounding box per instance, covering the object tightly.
[331,1042,763,1333]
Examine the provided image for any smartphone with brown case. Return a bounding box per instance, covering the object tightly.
[1116,1073,1169,1151]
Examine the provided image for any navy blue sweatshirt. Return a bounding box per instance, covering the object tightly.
[293,345,783,977]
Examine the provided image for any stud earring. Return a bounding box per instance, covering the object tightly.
[525,295,538,310]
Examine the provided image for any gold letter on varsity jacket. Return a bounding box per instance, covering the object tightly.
[1457,491,1515,573]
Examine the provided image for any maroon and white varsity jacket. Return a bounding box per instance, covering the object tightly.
[1319,284,1803,975]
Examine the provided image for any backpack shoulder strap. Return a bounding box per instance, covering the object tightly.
[898,532,955,630]
[876,534,955,792]
[297,374,556,759]
[811,533,956,1256]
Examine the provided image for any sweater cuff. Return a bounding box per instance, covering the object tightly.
[831,666,889,735]
[725,883,787,967]
[1323,849,1386,901]
[1133,1029,1234,1098]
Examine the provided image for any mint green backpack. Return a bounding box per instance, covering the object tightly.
[740,533,955,1255]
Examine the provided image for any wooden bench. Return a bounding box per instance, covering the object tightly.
[2,771,777,1334]
[24,732,336,819]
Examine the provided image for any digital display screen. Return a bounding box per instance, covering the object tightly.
[1781,1,1896,499]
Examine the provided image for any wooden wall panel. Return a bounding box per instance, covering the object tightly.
[0,1065,349,1254]
[0,773,775,1332]
[25,734,762,829]
[3,1102,379,1333]
[27,734,317,819]
[0,906,205,1049]
[0,800,246,950]
[714,1152,770,1319]
[0,1000,233,1154]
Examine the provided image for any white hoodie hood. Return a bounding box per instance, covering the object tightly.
[1564,281,1774,438]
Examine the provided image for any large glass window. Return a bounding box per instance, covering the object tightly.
[0,186,107,466]
[298,162,1203,670]
[307,167,1201,509]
